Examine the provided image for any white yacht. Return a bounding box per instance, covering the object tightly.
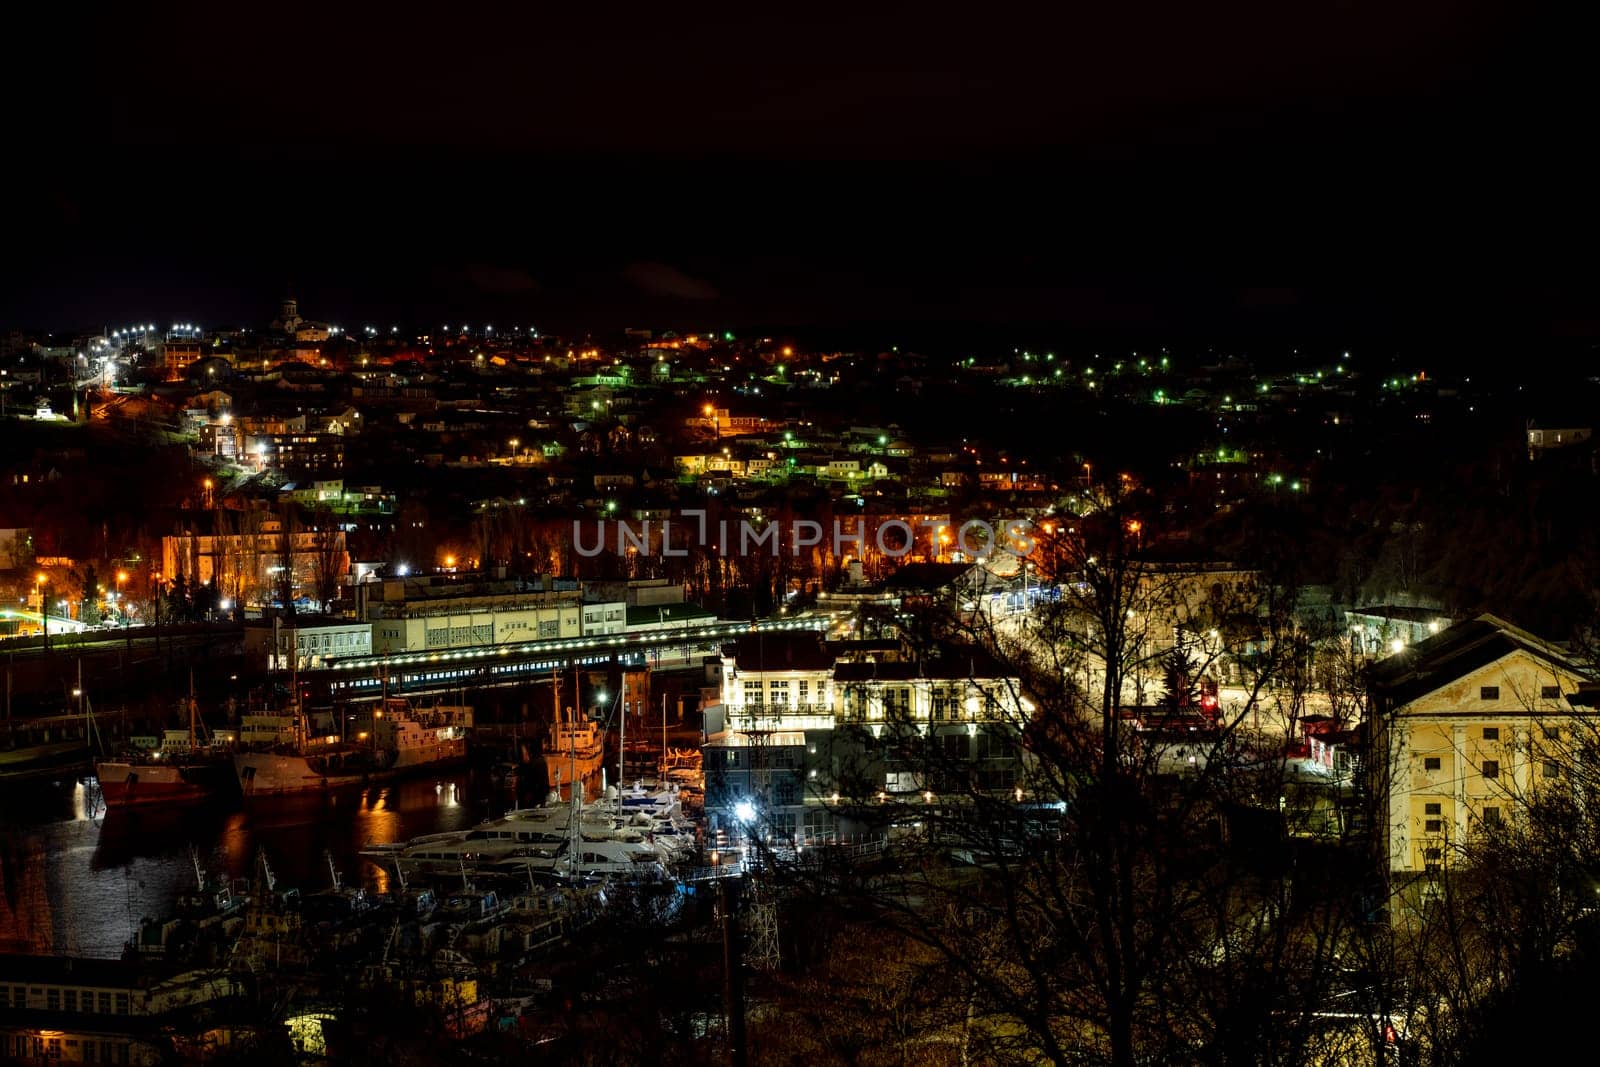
[363,785,691,879]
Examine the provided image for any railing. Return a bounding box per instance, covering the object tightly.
[679,835,890,882]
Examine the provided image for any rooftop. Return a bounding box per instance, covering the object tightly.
[722,631,835,673]
[1369,613,1588,707]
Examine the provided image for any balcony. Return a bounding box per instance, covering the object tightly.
[728,702,837,732]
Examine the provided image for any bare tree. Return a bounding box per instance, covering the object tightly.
[745,483,1369,1067]
[275,503,300,615]
[308,505,346,611]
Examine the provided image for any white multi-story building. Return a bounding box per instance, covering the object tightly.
[703,631,1032,844]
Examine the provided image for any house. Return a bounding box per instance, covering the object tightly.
[1369,614,1594,875]
[1526,420,1592,459]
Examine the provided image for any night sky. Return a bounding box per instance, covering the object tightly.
[6,2,1595,349]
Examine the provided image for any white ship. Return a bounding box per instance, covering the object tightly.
[236,697,472,796]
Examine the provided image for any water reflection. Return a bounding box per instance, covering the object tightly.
[1,769,519,958]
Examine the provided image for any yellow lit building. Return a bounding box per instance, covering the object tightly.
[1370,614,1593,874]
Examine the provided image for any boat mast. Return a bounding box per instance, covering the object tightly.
[567,700,580,880]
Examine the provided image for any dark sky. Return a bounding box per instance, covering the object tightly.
[6,2,1596,349]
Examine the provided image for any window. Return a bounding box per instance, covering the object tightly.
[1543,761,1561,779]
[115,992,129,1015]
[1425,819,1443,833]
[1480,686,1499,700]
[47,988,59,1011]
[64,989,77,1012]
[1544,726,1561,740]
[1541,685,1561,700]
[1482,727,1499,741]
[1482,760,1499,780]
[1423,757,1441,771]
[1424,847,1443,872]
[1483,806,1502,827]
[1424,803,1442,815]
[99,992,111,1014]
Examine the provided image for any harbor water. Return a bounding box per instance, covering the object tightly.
[0,769,544,959]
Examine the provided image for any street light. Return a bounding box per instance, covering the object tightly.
[34,573,49,653]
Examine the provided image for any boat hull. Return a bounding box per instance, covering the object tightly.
[235,752,369,795]
[0,740,92,783]
[391,738,469,770]
[235,744,470,796]
[543,748,606,792]
[96,760,235,807]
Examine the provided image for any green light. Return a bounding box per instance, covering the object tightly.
[724,332,734,341]
[1291,481,1301,491]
